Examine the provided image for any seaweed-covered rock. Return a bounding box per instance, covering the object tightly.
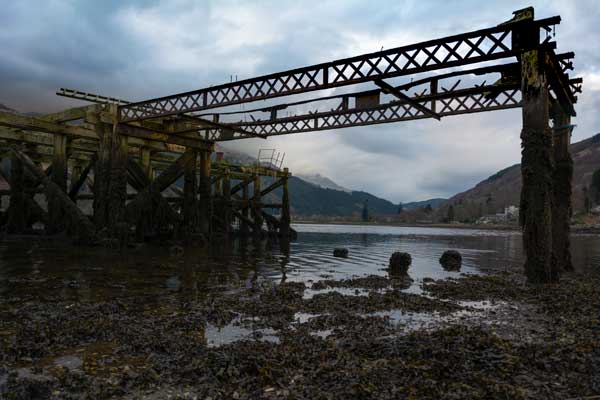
[439,250,462,271]
[389,252,412,273]
[333,248,349,258]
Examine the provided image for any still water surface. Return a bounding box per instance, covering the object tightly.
[2,224,600,304]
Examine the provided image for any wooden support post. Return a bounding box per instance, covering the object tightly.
[183,148,199,237]
[199,148,212,236]
[107,123,128,234]
[125,150,193,232]
[47,133,68,234]
[6,155,28,233]
[71,162,82,189]
[140,147,152,179]
[551,104,574,272]
[280,168,291,238]
[240,179,250,235]
[222,168,231,235]
[93,122,112,229]
[69,155,96,201]
[252,173,263,237]
[519,48,558,283]
[11,148,96,244]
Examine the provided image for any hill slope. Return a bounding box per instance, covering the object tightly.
[436,133,600,221]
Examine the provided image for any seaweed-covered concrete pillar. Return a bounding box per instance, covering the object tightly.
[551,102,573,272]
[198,147,212,236]
[519,47,557,283]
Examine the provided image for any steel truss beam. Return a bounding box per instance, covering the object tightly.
[117,16,560,122]
[204,83,521,140]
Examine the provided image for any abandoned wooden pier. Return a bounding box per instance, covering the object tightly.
[0,7,582,283]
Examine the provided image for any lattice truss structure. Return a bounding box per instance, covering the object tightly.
[58,8,582,143]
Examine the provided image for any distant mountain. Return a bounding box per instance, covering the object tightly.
[216,144,257,166]
[295,173,351,192]
[0,103,16,113]
[436,133,600,222]
[216,146,444,217]
[402,198,446,210]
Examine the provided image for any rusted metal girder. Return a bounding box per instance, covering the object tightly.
[117,16,561,122]
[207,82,522,140]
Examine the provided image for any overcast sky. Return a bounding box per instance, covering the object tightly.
[1,0,599,203]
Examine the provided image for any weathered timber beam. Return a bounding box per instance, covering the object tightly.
[545,50,577,116]
[260,177,285,197]
[375,79,441,120]
[126,157,152,192]
[125,150,196,225]
[117,123,210,150]
[232,210,262,233]
[39,106,90,123]
[69,154,96,200]
[169,115,267,139]
[0,111,97,140]
[261,211,281,227]
[230,178,252,196]
[10,147,96,243]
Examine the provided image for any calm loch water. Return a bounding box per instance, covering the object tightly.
[1,224,600,303]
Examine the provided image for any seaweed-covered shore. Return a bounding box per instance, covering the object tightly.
[1,269,600,399]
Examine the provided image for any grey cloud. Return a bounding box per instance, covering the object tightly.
[0,0,598,202]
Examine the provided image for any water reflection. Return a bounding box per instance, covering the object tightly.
[1,225,600,304]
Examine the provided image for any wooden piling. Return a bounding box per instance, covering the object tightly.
[519,48,557,283]
[280,168,291,238]
[252,173,263,237]
[11,148,96,243]
[199,149,212,236]
[222,168,231,235]
[93,122,112,229]
[183,148,199,237]
[107,124,128,234]
[551,104,573,272]
[240,179,250,235]
[47,133,68,234]
[6,155,28,233]
[140,147,152,179]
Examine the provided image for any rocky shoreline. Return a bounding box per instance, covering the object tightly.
[1,267,599,399]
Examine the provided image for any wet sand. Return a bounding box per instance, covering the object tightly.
[1,267,600,399]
